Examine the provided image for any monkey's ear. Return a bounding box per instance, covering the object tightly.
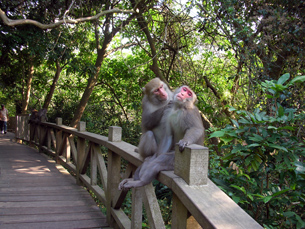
[193,94,198,104]
[142,87,146,92]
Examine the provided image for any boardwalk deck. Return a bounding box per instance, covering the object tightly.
[0,133,110,229]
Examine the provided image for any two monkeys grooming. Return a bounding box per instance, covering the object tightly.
[119,78,205,190]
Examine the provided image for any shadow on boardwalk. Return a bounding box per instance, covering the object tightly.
[0,132,111,229]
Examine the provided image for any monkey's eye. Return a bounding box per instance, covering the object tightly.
[188,92,192,96]
[183,87,187,91]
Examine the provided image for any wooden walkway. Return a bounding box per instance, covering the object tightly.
[0,133,110,229]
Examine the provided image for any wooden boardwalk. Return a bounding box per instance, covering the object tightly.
[0,133,110,229]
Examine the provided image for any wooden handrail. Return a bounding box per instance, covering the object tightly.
[15,116,262,229]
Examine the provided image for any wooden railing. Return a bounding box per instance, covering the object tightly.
[15,115,262,229]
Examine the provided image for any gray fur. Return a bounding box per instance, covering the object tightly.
[119,86,205,190]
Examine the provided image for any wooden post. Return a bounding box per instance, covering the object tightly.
[131,187,143,229]
[47,129,51,149]
[91,143,98,186]
[108,126,122,142]
[38,124,45,153]
[106,126,122,227]
[55,118,62,164]
[78,121,86,132]
[76,121,86,185]
[174,144,209,186]
[172,144,209,228]
[76,137,86,185]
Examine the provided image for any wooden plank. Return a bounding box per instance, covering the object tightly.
[0,219,109,229]
[0,133,109,229]
[142,184,165,229]
[1,211,105,223]
[68,135,78,163]
[94,144,108,190]
[0,205,100,216]
[171,177,262,229]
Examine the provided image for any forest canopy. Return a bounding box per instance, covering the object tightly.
[0,0,304,228]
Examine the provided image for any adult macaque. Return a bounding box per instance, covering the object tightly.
[119,86,204,190]
[28,108,48,124]
[136,78,173,158]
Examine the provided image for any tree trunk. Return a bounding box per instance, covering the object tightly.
[43,60,62,110]
[130,0,167,83]
[21,60,34,114]
[70,12,136,128]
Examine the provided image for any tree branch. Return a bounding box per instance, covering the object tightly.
[0,8,135,29]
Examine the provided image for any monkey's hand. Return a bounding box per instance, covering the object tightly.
[178,140,189,152]
[118,178,133,191]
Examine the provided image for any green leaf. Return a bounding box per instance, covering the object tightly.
[247,143,260,148]
[231,119,239,128]
[229,106,237,111]
[230,184,246,194]
[272,188,290,197]
[278,105,284,117]
[268,144,288,152]
[247,194,254,201]
[295,161,305,173]
[220,137,235,143]
[283,211,295,217]
[249,134,264,142]
[289,75,305,85]
[277,73,290,85]
[223,153,235,160]
[209,131,225,138]
[278,126,295,131]
[262,195,272,203]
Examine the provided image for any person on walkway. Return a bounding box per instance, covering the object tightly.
[0,104,9,134]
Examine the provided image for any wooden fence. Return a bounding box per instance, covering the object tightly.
[15,115,262,229]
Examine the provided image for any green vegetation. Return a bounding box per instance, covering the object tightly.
[0,0,304,227]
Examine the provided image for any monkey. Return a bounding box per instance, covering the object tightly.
[28,108,47,124]
[136,78,173,158]
[119,86,204,190]
[28,109,39,124]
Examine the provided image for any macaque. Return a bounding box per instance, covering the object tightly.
[136,78,173,158]
[28,108,47,124]
[119,86,204,190]
[28,109,38,124]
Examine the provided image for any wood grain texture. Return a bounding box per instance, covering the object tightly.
[0,133,110,229]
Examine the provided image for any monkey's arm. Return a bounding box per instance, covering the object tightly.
[142,105,169,131]
[178,109,205,151]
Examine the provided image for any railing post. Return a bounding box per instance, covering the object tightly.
[39,116,47,153]
[55,118,62,164]
[77,121,86,132]
[16,115,30,143]
[106,126,122,227]
[174,144,209,186]
[172,144,209,228]
[76,136,86,186]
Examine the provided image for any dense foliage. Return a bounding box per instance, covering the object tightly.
[1,0,304,227]
[210,74,305,228]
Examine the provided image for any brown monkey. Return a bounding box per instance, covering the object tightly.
[119,86,204,190]
[28,108,47,124]
[136,78,173,158]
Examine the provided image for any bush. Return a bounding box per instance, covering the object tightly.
[209,74,305,228]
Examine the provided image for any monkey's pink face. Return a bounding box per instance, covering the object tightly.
[176,87,193,101]
[153,84,168,100]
